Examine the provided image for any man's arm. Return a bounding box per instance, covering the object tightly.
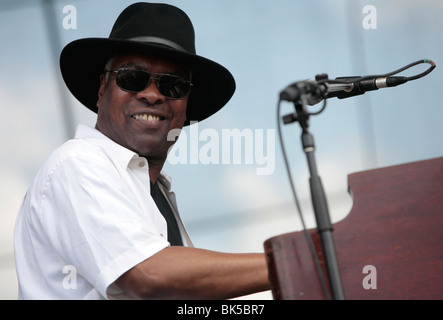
[115,246,270,299]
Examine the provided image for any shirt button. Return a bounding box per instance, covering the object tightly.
[139,161,145,167]
[160,233,164,238]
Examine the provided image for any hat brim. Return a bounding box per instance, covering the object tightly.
[60,38,236,126]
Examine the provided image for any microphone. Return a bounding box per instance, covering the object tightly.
[279,59,436,105]
[326,75,408,100]
[280,76,408,105]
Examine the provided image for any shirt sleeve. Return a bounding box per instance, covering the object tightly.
[37,148,170,299]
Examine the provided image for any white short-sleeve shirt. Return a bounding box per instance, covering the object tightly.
[14,124,192,300]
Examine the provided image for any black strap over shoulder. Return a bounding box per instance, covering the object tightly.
[150,181,184,246]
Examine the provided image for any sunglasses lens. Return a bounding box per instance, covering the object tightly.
[158,75,191,99]
[115,69,191,99]
[116,69,150,92]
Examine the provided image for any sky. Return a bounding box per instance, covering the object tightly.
[1,0,442,299]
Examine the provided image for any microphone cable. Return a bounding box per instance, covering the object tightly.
[355,58,436,82]
[317,58,436,93]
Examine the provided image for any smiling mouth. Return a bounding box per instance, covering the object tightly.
[131,113,165,122]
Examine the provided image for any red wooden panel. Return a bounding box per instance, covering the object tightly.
[265,157,443,299]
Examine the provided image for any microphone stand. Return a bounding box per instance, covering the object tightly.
[285,99,345,300]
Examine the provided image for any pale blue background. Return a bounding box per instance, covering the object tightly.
[1,0,442,299]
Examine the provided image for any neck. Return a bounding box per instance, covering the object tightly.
[146,157,165,184]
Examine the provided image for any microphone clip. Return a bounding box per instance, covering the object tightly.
[281,74,330,127]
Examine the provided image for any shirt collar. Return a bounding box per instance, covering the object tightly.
[74,124,173,188]
[74,124,140,168]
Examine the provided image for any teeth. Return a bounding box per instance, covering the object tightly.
[133,114,161,121]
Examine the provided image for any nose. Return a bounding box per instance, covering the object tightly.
[135,79,165,105]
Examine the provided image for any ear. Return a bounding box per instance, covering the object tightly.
[96,73,107,108]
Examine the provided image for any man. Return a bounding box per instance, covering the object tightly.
[14,2,270,299]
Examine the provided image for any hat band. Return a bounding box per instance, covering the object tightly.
[128,36,188,53]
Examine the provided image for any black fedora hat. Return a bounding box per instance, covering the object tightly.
[60,2,235,126]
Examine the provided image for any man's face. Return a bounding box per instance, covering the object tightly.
[96,53,189,160]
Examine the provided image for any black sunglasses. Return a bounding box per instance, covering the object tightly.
[105,68,193,99]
